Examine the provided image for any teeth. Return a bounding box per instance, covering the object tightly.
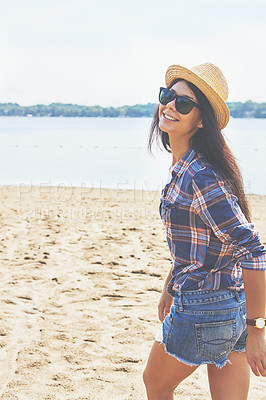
[164,113,178,121]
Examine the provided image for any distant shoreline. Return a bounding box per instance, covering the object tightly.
[0,101,265,118]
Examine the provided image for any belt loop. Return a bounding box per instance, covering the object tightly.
[178,292,184,312]
[234,291,241,303]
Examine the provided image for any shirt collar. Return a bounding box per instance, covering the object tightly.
[171,147,197,178]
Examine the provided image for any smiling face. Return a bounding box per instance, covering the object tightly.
[158,80,203,146]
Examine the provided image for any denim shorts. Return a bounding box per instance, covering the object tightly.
[156,289,247,368]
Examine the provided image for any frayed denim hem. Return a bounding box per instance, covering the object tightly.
[160,337,233,370]
[231,347,246,354]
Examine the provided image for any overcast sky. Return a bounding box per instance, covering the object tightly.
[0,0,265,106]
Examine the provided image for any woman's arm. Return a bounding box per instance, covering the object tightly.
[158,266,174,323]
[242,269,266,377]
[192,169,266,376]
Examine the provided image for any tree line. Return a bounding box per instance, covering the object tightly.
[0,101,265,118]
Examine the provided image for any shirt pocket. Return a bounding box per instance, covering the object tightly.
[195,319,237,360]
[160,197,179,225]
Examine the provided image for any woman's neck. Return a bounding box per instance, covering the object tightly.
[170,141,191,167]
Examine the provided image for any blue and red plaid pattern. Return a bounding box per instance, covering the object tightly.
[160,148,266,295]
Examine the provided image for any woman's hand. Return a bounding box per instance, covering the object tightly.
[158,291,173,323]
[246,328,266,377]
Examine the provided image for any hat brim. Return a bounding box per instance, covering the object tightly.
[165,65,230,130]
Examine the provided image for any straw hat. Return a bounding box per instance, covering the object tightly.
[165,62,230,130]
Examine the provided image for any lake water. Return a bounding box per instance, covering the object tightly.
[0,116,265,195]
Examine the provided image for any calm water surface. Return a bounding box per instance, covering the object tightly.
[0,117,265,194]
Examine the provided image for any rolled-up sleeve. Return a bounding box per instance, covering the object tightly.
[192,168,266,270]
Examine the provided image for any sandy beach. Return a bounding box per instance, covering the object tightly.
[0,185,265,400]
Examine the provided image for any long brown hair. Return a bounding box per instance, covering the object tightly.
[148,79,251,221]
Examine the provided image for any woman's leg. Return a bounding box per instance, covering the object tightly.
[143,341,198,400]
[207,351,250,400]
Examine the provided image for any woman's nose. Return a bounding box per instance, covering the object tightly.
[166,98,176,111]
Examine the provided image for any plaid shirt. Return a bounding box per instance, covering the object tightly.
[160,147,266,294]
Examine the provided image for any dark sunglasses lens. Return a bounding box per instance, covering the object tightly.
[159,88,174,105]
[159,88,197,114]
[175,98,194,114]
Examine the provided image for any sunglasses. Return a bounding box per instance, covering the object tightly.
[159,87,201,114]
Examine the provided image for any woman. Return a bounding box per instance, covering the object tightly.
[143,62,266,400]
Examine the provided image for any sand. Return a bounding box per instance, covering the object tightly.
[0,185,265,400]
